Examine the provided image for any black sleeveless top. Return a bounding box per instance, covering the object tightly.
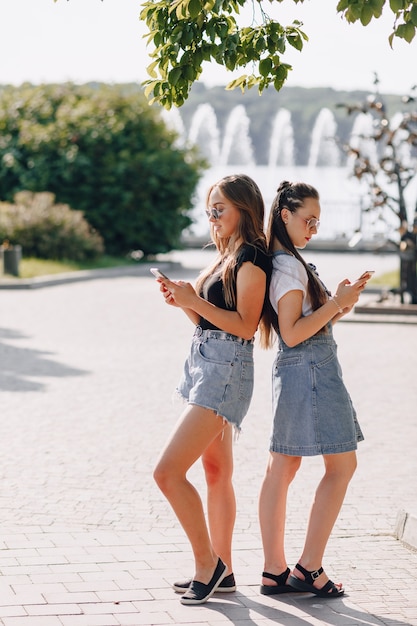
[199,244,271,331]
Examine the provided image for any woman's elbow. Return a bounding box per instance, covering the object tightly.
[241,320,261,340]
[280,332,301,348]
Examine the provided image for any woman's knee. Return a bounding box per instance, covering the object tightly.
[202,455,232,487]
[324,451,357,482]
[345,453,358,480]
[202,430,233,487]
[153,458,179,494]
[153,461,166,491]
[267,453,301,482]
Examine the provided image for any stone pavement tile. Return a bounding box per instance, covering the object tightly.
[0,615,63,626]
[81,602,138,615]
[48,563,103,575]
[0,606,27,619]
[42,592,100,604]
[96,590,153,603]
[116,614,178,626]
[0,592,47,607]
[11,583,67,597]
[59,617,119,626]
[24,603,82,616]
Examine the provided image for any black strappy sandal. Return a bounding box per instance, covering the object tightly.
[288,563,344,598]
[260,567,304,595]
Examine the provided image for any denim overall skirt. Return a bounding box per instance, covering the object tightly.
[270,324,364,456]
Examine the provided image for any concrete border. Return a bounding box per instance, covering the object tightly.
[395,510,417,551]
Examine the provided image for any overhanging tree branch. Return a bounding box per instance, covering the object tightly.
[138,0,417,108]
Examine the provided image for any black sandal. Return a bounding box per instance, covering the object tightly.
[260,567,304,595]
[288,563,344,598]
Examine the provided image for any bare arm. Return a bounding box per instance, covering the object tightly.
[278,279,365,347]
[161,261,266,340]
[181,307,200,325]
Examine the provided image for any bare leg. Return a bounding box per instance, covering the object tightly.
[153,404,226,583]
[202,424,235,574]
[294,451,357,590]
[259,452,301,585]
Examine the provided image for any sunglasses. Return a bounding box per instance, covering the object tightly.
[297,215,321,230]
[205,207,224,220]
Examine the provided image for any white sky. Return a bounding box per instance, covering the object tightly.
[1,0,416,95]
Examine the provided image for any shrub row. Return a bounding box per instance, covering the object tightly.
[0,191,104,260]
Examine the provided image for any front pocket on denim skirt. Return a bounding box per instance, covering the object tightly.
[197,339,235,365]
[274,353,302,372]
[313,350,336,369]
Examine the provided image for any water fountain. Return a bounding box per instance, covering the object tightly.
[390,111,412,165]
[162,105,375,242]
[268,108,295,167]
[308,108,341,168]
[219,105,255,166]
[160,107,186,148]
[187,103,220,164]
[348,112,378,165]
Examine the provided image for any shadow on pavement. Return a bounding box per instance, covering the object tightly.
[0,326,89,392]
[201,592,410,626]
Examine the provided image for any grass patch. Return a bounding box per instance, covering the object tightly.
[17,256,136,279]
[369,270,399,288]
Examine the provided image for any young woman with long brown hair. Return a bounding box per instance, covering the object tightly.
[153,174,271,605]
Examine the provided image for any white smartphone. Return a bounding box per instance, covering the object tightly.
[357,270,375,281]
[150,267,170,280]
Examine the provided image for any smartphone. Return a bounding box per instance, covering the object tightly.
[357,270,375,281]
[150,267,170,280]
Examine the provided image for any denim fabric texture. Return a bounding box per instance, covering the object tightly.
[270,325,364,456]
[177,326,254,431]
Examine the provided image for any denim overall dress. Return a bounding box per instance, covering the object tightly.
[270,254,364,456]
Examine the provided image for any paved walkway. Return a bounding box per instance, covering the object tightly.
[0,251,416,625]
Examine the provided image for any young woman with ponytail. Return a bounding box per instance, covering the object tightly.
[258,181,368,598]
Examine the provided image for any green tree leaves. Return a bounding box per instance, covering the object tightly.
[337,0,416,43]
[142,0,416,108]
[140,0,307,108]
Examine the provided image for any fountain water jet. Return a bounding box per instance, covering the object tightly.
[348,112,378,166]
[308,108,341,168]
[390,112,412,165]
[187,103,221,164]
[160,107,186,148]
[268,109,295,167]
[219,105,255,166]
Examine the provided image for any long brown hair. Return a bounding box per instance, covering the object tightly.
[195,173,268,326]
[261,181,328,345]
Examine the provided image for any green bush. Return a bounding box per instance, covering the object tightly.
[0,83,205,256]
[0,191,104,261]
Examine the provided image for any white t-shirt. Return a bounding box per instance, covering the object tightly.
[269,252,313,317]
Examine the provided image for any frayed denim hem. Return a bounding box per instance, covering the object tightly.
[175,392,242,439]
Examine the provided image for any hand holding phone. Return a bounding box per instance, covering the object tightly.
[150,267,170,280]
[357,270,375,281]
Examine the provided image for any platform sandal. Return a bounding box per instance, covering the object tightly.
[288,563,344,598]
[260,567,304,595]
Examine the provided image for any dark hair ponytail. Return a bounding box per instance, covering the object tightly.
[264,181,328,334]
